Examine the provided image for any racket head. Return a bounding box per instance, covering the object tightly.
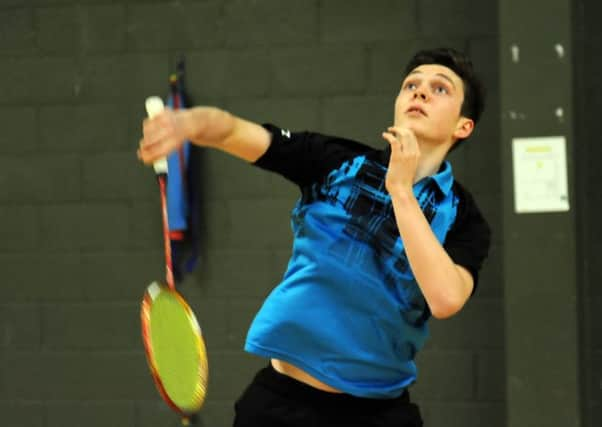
[141,281,208,415]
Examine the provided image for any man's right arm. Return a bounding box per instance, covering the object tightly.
[138,106,271,164]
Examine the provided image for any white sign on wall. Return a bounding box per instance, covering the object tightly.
[512,136,570,213]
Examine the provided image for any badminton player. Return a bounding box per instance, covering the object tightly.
[139,47,491,427]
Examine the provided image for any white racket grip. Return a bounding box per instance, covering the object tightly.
[145,96,168,175]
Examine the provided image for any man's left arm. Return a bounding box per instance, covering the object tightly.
[383,127,477,319]
[390,191,474,319]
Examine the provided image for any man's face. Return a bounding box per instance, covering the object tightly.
[394,64,473,145]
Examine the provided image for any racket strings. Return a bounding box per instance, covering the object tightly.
[147,290,209,412]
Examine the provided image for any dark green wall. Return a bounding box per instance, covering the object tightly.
[0,1,503,426]
[499,0,580,424]
[575,1,602,426]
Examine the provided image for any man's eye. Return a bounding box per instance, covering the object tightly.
[434,86,448,94]
[405,83,417,90]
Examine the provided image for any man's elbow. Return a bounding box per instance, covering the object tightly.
[423,267,474,319]
[429,297,467,319]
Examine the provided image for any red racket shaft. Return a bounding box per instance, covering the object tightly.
[158,174,175,290]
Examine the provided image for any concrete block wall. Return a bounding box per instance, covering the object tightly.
[0,1,503,426]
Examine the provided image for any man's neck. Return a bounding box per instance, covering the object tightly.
[414,140,452,182]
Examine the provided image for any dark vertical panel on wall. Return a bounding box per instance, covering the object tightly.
[499,0,580,426]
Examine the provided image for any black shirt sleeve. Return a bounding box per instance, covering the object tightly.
[444,182,491,291]
[253,124,373,187]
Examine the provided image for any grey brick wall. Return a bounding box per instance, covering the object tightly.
[0,1,504,426]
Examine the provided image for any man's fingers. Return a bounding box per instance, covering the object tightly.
[138,136,174,165]
[141,127,172,148]
[387,126,410,137]
[382,131,394,144]
[140,139,169,157]
[138,109,183,165]
[386,127,419,155]
[141,111,178,153]
[382,130,407,149]
[143,110,175,139]
[382,132,401,150]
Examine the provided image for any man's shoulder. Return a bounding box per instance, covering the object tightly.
[257,124,385,187]
[450,179,490,231]
[305,130,379,156]
[451,179,474,203]
[269,124,372,151]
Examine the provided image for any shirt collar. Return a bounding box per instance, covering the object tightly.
[428,161,454,196]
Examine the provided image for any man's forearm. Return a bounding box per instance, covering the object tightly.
[390,189,472,319]
[139,104,269,164]
[182,107,236,147]
[179,107,270,162]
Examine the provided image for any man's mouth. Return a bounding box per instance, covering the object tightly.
[406,105,427,116]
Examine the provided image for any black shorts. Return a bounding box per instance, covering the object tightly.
[233,365,423,427]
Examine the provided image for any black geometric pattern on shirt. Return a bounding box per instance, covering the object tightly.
[293,184,324,239]
[334,159,440,327]
[391,181,441,280]
[339,160,441,273]
[312,158,443,325]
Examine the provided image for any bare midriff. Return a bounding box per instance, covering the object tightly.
[271,358,343,393]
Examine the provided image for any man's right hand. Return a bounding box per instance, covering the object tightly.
[138,108,191,165]
[138,106,271,164]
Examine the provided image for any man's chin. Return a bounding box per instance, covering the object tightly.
[393,122,423,138]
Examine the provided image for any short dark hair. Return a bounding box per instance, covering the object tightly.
[403,47,486,126]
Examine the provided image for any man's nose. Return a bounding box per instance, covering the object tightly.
[413,91,427,101]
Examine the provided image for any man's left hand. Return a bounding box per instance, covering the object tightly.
[382,126,420,195]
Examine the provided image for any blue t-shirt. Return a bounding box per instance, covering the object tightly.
[245,125,490,398]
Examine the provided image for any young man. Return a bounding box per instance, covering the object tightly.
[139,48,491,427]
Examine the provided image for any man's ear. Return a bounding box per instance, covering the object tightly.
[453,117,474,140]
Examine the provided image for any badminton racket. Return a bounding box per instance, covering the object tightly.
[140,96,209,425]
